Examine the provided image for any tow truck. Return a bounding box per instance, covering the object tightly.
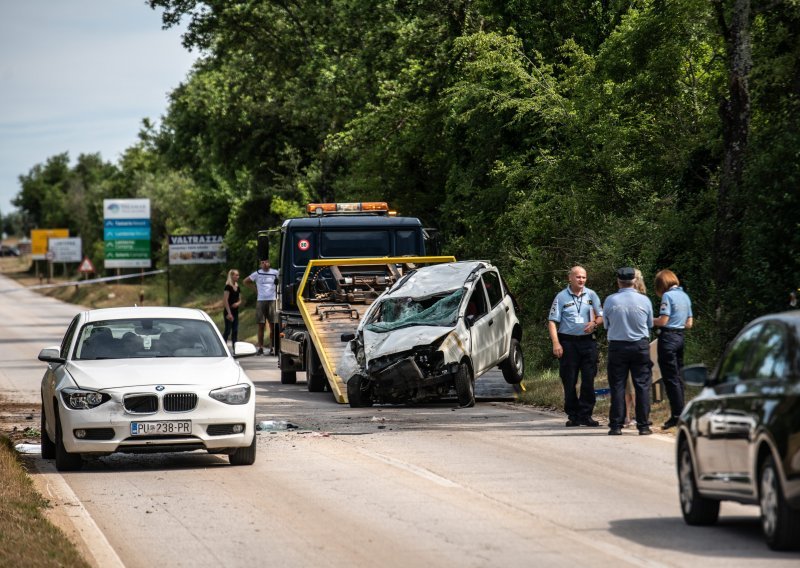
[259,202,442,400]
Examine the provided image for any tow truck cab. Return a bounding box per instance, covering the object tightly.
[269,203,432,388]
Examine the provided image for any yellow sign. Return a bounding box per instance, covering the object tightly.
[31,229,69,260]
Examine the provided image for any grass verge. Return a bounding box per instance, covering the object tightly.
[0,436,89,568]
[518,364,676,428]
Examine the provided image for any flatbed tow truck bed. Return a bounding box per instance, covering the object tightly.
[296,256,455,403]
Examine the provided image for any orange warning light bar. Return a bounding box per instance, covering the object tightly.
[306,202,390,216]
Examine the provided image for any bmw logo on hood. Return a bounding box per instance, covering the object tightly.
[155,385,165,392]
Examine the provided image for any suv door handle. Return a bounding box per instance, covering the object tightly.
[488,319,494,326]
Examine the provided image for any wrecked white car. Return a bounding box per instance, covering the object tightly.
[338,261,523,407]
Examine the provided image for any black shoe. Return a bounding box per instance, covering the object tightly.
[581,417,600,427]
[268,348,275,356]
[608,428,622,436]
[639,427,653,436]
[565,419,581,427]
[256,347,264,356]
[662,417,679,429]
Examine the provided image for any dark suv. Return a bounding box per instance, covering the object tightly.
[676,311,800,550]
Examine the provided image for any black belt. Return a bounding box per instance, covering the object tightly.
[660,328,684,334]
[609,339,648,345]
[558,333,594,342]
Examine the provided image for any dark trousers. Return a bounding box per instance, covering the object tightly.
[223,309,239,344]
[657,331,685,418]
[559,336,598,421]
[608,339,652,429]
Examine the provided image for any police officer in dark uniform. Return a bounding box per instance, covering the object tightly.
[653,269,693,429]
[603,267,654,435]
[548,266,604,427]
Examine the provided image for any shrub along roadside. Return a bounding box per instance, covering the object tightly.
[0,436,89,568]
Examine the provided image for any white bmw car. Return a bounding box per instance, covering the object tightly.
[38,307,258,471]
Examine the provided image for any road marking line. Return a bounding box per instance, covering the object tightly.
[32,459,125,568]
[354,446,460,488]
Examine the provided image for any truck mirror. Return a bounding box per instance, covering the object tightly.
[257,231,270,261]
[341,333,355,342]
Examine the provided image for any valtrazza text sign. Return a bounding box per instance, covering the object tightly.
[104,199,151,269]
[168,235,226,265]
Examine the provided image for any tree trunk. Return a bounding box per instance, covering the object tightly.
[713,0,751,332]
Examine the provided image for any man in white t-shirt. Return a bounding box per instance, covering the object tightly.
[244,259,279,355]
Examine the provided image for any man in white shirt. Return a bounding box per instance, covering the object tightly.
[244,259,279,355]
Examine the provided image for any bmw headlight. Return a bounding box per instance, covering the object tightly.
[60,388,110,410]
[209,384,251,405]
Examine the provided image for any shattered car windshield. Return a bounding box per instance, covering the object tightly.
[365,289,464,333]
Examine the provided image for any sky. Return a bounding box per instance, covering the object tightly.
[0,0,198,217]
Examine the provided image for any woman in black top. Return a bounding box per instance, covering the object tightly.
[223,269,241,347]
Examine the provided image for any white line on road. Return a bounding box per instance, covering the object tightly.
[31,459,125,568]
[354,446,461,488]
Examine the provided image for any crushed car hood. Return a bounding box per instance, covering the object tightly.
[363,326,453,361]
[66,358,245,390]
[387,261,484,298]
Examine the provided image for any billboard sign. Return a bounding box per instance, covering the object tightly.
[104,199,151,269]
[168,235,227,265]
[30,229,69,260]
[49,237,82,263]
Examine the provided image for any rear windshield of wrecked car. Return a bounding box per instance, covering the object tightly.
[365,289,464,333]
[73,318,226,360]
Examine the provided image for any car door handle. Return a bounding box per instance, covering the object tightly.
[488,319,494,326]
[504,306,509,312]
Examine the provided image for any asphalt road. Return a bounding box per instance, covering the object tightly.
[1,273,799,567]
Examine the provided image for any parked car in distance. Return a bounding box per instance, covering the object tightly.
[39,307,258,471]
[338,261,523,408]
[676,311,800,550]
[0,244,20,256]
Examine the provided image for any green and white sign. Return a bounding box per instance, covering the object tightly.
[104,199,151,269]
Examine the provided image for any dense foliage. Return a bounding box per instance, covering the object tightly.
[5,0,800,366]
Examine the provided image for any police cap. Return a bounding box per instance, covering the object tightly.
[616,267,636,281]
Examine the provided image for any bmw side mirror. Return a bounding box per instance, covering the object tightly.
[341,333,355,342]
[682,364,709,387]
[38,347,65,364]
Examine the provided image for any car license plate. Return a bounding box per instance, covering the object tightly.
[130,421,191,436]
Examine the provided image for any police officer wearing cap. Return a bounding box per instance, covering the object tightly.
[603,267,654,435]
[653,269,693,429]
[548,266,603,427]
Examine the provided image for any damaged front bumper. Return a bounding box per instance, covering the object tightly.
[362,346,459,402]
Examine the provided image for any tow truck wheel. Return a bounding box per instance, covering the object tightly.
[306,344,327,392]
[347,374,373,408]
[454,362,475,408]
[279,354,297,384]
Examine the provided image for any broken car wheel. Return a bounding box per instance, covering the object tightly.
[454,362,475,407]
[500,338,524,384]
[347,374,373,408]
